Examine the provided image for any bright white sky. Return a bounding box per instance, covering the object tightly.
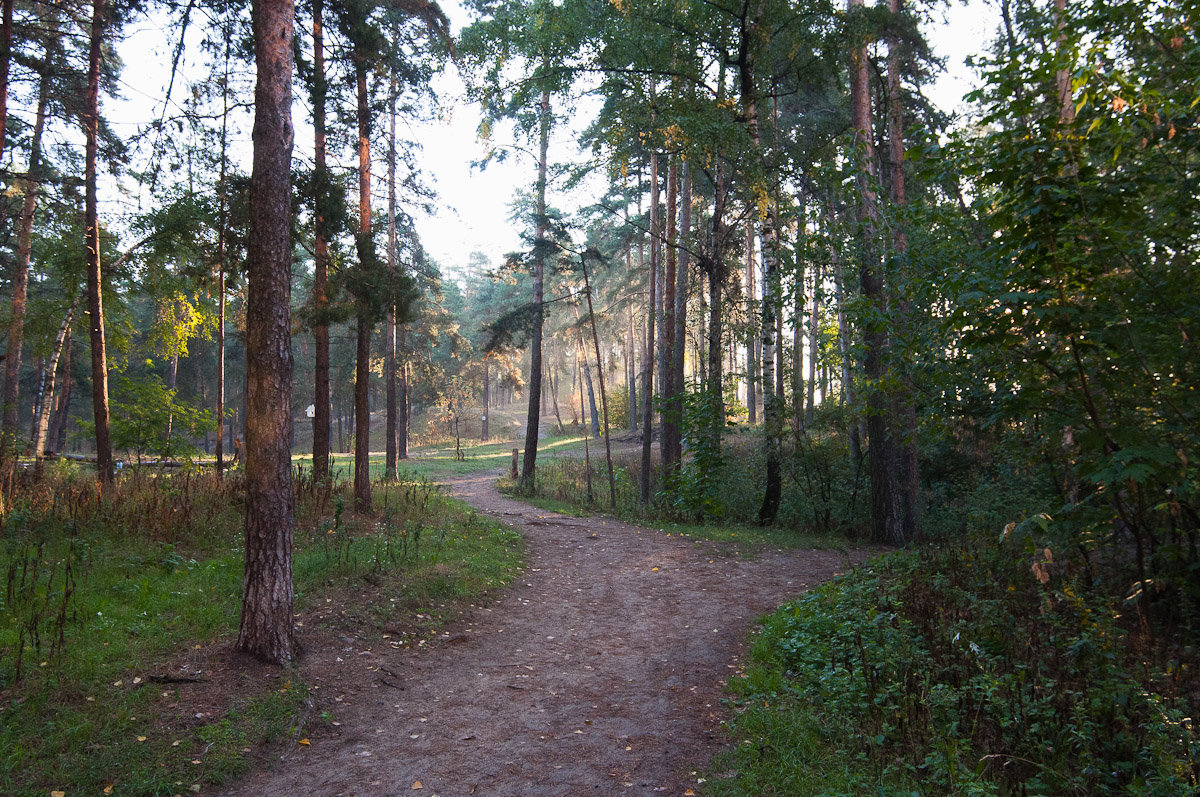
[110,0,1001,275]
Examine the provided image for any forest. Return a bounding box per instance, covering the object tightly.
[0,0,1197,794]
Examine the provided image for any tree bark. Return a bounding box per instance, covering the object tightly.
[887,0,922,540]
[850,0,903,545]
[672,163,690,459]
[660,156,680,473]
[84,0,113,488]
[50,329,73,455]
[34,302,76,471]
[238,0,297,666]
[745,222,757,426]
[519,86,550,491]
[481,357,490,441]
[2,56,49,465]
[216,30,231,479]
[310,0,331,482]
[639,149,659,503]
[352,55,372,512]
[385,59,399,482]
[0,0,12,162]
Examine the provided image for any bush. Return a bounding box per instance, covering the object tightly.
[719,539,1199,795]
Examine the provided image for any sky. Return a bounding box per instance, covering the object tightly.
[110,0,1002,276]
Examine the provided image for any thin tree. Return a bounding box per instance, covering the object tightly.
[519,85,551,491]
[84,0,114,488]
[2,43,52,467]
[310,0,332,481]
[237,0,298,665]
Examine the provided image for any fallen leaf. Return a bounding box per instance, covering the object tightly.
[132,676,143,685]
[104,785,115,794]
[412,781,423,790]
[298,739,311,746]
[685,791,695,796]
[137,736,148,742]
[52,791,66,797]
[651,567,659,572]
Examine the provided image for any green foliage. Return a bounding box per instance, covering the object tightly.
[107,374,217,462]
[719,542,1199,795]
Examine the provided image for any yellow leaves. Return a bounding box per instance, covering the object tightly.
[610,0,630,14]
[137,735,148,742]
[52,792,66,797]
[651,566,659,572]
[104,785,115,794]
[298,738,311,746]
[412,781,424,790]
[1111,96,1126,112]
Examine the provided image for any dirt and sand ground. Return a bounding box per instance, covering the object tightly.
[219,470,860,796]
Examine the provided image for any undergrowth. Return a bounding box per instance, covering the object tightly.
[0,461,522,797]
[709,537,1199,795]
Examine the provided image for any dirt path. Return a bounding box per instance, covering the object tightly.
[223,472,858,796]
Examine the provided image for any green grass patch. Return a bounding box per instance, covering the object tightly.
[507,451,847,554]
[0,465,522,797]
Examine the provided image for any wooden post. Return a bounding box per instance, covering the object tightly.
[511,448,519,479]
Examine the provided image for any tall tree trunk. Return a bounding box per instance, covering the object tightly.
[51,329,73,455]
[887,0,922,540]
[238,0,297,666]
[671,163,690,460]
[0,0,12,162]
[807,267,819,425]
[384,59,399,482]
[398,356,408,459]
[481,357,490,442]
[791,215,806,439]
[215,31,231,478]
[2,58,49,465]
[660,156,680,473]
[352,56,372,512]
[745,222,757,426]
[639,149,660,503]
[519,86,550,490]
[850,0,902,544]
[310,0,331,481]
[580,252,616,508]
[34,302,76,471]
[84,0,113,487]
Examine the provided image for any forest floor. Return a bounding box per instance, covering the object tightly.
[218,470,862,796]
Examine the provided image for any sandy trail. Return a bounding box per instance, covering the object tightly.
[223,471,855,796]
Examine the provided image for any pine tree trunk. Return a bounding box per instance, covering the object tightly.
[237,0,297,666]
[215,30,231,479]
[84,0,113,487]
[2,58,48,465]
[672,164,690,457]
[384,61,399,482]
[745,222,757,426]
[481,357,490,442]
[791,233,805,439]
[850,0,902,545]
[887,0,922,540]
[639,149,659,503]
[660,156,680,472]
[310,0,331,482]
[0,0,12,162]
[398,357,408,459]
[519,86,550,490]
[352,55,372,512]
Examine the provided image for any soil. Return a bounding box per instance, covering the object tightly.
[219,471,864,797]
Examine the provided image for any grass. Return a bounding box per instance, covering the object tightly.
[503,447,850,555]
[0,454,523,797]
